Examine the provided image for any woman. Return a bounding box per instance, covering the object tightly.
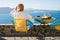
[10,4,34,32]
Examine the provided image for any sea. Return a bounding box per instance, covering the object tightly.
[0,10,60,24]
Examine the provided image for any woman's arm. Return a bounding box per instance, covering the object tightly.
[10,9,16,18]
[24,13,34,22]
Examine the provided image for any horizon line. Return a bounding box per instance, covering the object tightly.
[0,7,60,11]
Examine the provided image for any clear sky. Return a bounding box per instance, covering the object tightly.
[0,0,60,10]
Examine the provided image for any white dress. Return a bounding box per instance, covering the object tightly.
[10,9,34,30]
[10,9,34,22]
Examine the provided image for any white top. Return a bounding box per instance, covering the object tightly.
[10,9,34,22]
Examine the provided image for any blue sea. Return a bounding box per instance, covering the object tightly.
[0,10,60,24]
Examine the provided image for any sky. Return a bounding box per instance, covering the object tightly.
[0,0,60,10]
